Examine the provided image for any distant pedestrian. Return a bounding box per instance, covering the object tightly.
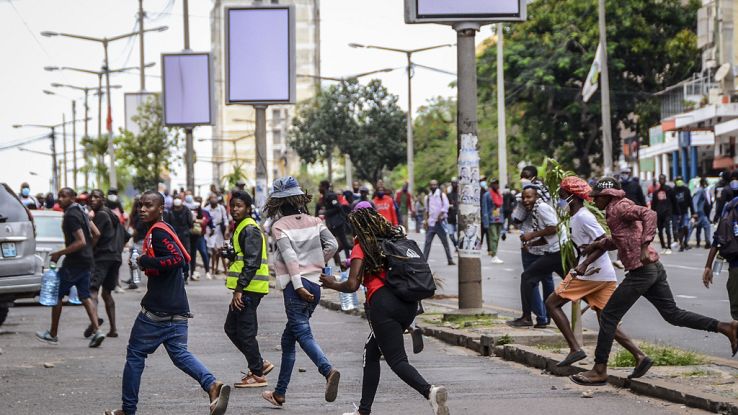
[318,180,352,267]
[35,187,105,348]
[712,171,734,224]
[395,181,415,231]
[204,195,229,277]
[422,180,455,266]
[482,178,505,264]
[619,168,646,206]
[320,205,449,415]
[372,180,398,226]
[446,179,459,249]
[689,178,713,249]
[414,192,426,234]
[105,191,230,415]
[223,191,273,388]
[164,196,194,281]
[190,199,213,280]
[261,176,341,408]
[570,178,738,387]
[651,174,676,254]
[703,194,738,318]
[19,182,39,209]
[502,185,515,233]
[672,177,693,250]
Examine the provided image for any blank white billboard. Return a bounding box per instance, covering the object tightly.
[226,6,296,105]
[406,0,526,23]
[125,92,158,135]
[162,53,212,126]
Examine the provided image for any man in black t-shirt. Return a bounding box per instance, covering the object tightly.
[88,189,122,338]
[36,187,106,348]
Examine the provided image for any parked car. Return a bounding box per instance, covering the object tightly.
[0,183,42,326]
[31,210,64,270]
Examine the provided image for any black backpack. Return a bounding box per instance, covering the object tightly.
[380,237,436,302]
[102,207,131,255]
[715,203,738,261]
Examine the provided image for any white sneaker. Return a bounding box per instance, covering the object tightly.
[191,271,200,281]
[206,272,213,280]
[342,403,360,415]
[663,249,672,255]
[490,256,504,264]
[428,385,449,415]
[670,241,679,249]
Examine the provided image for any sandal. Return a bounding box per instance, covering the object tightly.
[569,373,607,386]
[628,356,653,379]
[209,383,230,415]
[556,350,587,367]
[262,390,285,407]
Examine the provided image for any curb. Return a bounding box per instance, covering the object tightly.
[320,297,738,414]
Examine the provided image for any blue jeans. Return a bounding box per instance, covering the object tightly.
[688,214,712,246]
[521,250,554,324]
[122,313,216,415]
[275,279,332,397]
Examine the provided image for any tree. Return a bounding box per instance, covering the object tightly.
[476,0,701,176]
[289,79,406,184]
[117,96,181,192]
[412,97,457,190]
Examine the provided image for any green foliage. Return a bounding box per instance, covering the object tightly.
[412,97,457,190]
[117,96,181,192]
[611,343,706,367]
[477,0,701,176]
[222,162,248,189]
[289,79,406,184]
[540,158,578,271]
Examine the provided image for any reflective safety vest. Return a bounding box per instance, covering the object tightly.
[226,217,269,294]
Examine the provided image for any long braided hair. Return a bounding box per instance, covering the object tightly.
[348,208,402,276]
[263,193,313,219]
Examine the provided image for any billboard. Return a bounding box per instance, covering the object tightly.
[161,52,212,126]
[405,0,526,24]
[225,6,296,105]
[124,92,158,135]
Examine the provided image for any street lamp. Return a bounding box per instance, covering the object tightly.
[42,26,168,189]
[349,42,453,193]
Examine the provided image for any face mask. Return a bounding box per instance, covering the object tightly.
[621,174,629,181]
[377,191,385,198]
[185,195,194,203]
[108,194,118,202]
[21,188,30,197]
[730,180,738,191]
[557,195,574,210]
[173,199,183,207]
[480,181,488,189]
[520,179,531,188]
[675,180,684,187]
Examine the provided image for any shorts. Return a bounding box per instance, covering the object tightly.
[91,260,121,291]
[58,266,92,300]
[555,273,616,311]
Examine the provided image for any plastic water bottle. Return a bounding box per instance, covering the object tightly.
[130,248,141,284]
[713,258,725,279]
[40,263,59,306]
[68,286,82,304]
[338,271,360,311]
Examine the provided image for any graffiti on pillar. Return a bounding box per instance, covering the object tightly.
[457,133,482,258]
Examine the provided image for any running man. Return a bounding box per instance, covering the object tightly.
[105,191,230,415]
[570,178,738,386]
[545,177,650,378]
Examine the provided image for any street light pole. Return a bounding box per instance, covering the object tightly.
[183,0,195,192]
[51,127,58,191]
[83,89,89,189]
[62,113,68,188]
[255,105,268,207]
[139,0,146,90]
[102,41,117,188]
[72,100,77,189]
[496,24,508,190]
[598,0,613,175]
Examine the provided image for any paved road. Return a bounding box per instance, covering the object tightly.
[414,230,736,359]
[0,274,706,415]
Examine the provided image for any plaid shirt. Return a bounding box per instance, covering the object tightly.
[601,190,659,271]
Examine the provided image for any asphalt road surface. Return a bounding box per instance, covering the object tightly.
[415,229,736,359]
[0,271,708,415]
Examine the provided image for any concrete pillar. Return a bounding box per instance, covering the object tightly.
[690,145,698,179]
[671,151,679,180]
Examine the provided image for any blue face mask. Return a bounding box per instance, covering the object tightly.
[21,188,30,197]
[480,181,487,189]
[730,180,738,191]
[557,195,574,210]
[185,195,194,203]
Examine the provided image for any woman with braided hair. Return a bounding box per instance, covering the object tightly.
[261,177,342,408]
[321,202,449,415]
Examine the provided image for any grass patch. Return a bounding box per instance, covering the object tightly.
[496,334,513,346]
[535,341,569,352]
[681,369,716,378]
[611,343,706,367]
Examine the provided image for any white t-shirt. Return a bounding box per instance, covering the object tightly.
[570,208,617,282]
[527,201,564,255]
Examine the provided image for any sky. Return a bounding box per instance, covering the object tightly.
[0,0,493,195]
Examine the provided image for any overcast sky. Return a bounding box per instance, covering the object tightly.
[0,0,491,194]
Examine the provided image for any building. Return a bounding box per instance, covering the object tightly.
[637,0,738,182]
[209,0,320,189]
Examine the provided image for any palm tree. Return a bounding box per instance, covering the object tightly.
[80,135,109,188]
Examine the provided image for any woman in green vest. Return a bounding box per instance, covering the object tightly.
[223,191,273,388]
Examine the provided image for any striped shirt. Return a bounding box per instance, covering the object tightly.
[271,214,338,290]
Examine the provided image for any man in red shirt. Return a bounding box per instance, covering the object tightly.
[373,180,398,226]
[395,182,414,231]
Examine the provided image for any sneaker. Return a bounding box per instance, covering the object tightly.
[428,385,449,415]
[35,330,58,345]
[342,403,360,415]
[88,331,106,348]
[127,283,139,290]
[325,369,341,402]
[670,241,679,249]
[664,249,672,255]
[191,272,201,281]
[411,327,424,354]
[114,285,125,293]
[235,372,267,388]
[84,317,104,339]
[490,256,504,264]
[612,260,624,269]
[506,317,533,327]
[206,272,213,280]
[262,359,275,376]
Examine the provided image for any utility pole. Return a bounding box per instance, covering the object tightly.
[496,24,508,190]
[455,23,483,310]
[83,89,89,189]
[103,41,117,189]
[51,128,58,191]
[598,0,613,175]
[62,113,68,188]
[255,105,268,207]
[406,53,414,193]
[72,100,77,189]
[139,0,146,90]
[183,0,195,192]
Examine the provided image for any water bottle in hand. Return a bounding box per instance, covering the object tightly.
[338,270,360,311]
[130,247,141,284]
[713,258,725,279]
[68,286,82,305]
[40,263,59,306]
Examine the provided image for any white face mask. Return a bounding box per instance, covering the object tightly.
[173,199,183,207]
[108,194,118,202]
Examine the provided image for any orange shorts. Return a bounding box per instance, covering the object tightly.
[554,273,616,311]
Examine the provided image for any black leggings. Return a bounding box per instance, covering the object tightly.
[656,213,672,249]
[359,288,431,414]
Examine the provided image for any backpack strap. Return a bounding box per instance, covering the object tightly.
[143,222,192,263]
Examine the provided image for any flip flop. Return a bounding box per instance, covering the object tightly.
[556,350,587,367]
[209,384,230,415]
[262,390,284,407]
[569,373,607,386]
[628,356,653,379]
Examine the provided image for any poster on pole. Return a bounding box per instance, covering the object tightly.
[124,92,158,135]
[225,6,296,105]
[457,133,482,258]
[405,0,526,24]
[161,52,213,126]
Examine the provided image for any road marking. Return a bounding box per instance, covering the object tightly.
[676,295,697,299]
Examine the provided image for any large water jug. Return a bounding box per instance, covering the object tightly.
[40,263,60,306]
[338,271,360,311]
[68,286,82,305]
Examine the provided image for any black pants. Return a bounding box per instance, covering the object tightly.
[360,287,431,413]
[594,262,719,364]
[656,213,672,249]
[224,292,265,376]
[520,251,564,320]
[329,224,353,263]
[423,222,453,263]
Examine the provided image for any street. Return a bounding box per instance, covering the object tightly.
[0,271,708,415]
[416,230,736,359]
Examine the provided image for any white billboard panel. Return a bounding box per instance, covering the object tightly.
[162,52,212,126]
[225,6,296,105]
[406,0,526,23]
[125,92,158,135]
